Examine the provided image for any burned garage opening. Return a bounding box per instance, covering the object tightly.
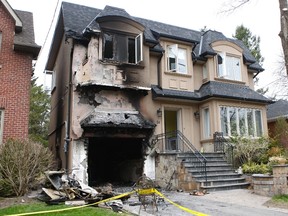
[80,110,156,186]
[88,137,144,186]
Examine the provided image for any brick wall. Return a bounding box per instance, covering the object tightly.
[0,4,33,142]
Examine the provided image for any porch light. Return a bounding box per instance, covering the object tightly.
[157,108,162,117]
[194,111,200,119]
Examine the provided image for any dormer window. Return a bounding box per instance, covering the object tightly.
[167,44,187,74]
[217,52,241,81]
[103,32,143,64]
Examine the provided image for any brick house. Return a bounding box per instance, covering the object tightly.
[267,99,288,149]
[0,0,41,144]
[46,2,272,190]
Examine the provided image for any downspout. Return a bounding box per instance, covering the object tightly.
[157,52,164,87]
[64,40,74,175]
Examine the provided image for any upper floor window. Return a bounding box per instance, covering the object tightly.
[217,52,241,81]
[0,109,4,145]
[103,32,143,64]
[220,106,263,138]
[167,44,187,74]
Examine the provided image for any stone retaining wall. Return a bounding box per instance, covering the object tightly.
[253,165,288,197]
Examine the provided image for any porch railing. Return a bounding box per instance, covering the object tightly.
[152,130,207,181]
[213,132,235,168]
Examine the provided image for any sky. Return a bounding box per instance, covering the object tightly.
[8,0,283,98]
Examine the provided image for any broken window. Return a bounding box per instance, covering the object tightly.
[103,32,143,64]
[167,44,187,74]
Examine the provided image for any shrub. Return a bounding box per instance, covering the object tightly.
[242,162,269,174]
[230,136,270,165]
[0,139,55,197]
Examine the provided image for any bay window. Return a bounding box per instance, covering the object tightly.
[220,106,263,137]
[217,52,241,81]
[167,44,187,74]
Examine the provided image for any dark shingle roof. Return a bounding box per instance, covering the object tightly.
[267,100,288,121]
[58,2,263,71]
[152,81,272,104]
[14,10,41,58]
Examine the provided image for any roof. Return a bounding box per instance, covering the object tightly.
[152,81,273,104]
[81,110,155,129]
[267,99,288,121]
[0,1,40,58]
[46,2,263,72]
[14,10,41,58]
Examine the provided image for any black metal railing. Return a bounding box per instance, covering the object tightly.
[152,130,207,181]
[213,132,235,168]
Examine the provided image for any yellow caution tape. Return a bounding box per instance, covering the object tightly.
[5,188,209,216]
[153,189,209,216]
[5,190,135,216]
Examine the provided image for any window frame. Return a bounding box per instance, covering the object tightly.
[203,107,210,139]
[217,52,241,81]
[219,106,263,138]
[102,31,143,64]
[167,44,188,74]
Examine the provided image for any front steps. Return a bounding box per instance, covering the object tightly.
[178,152,250,192]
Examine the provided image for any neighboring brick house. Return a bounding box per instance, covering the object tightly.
[0,0,41,144]
[267,99,288,148]
[45,2,272,188]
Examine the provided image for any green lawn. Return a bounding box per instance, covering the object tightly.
[0,202,131,216]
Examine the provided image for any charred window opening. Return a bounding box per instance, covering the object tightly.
[103,33,113,59]
[102,32,143,64]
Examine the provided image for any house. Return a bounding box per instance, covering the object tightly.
[267,99,288,148]
[45,2,272,189]
[0,0,41,144]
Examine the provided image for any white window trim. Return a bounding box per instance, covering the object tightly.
[167,44,188,74]
[217,52,241,81]
[220,106,263,138]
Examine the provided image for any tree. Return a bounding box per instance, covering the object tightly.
[233,25,264,65]
[29,77,50,146]
[222,0,288,75]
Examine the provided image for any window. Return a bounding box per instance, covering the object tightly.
[217,52,241,81]
[203,108,210,138]
[103,32,143,64]
[220,106,263,137]
[0,110,4,144]
[167,44,187,74]
[203,63,208,79]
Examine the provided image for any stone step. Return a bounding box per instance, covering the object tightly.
[198,177,247,186]
[193,173,242,181]
[187,168,235,175]
[201,182,250,192]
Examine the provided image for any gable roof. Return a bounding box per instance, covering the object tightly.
[152,81,273,104]
[47,2,263,72]
[0,0,41,58]
[267,99,288,121]
[14,10,41,58]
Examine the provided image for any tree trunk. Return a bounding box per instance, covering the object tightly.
[279,0,288,74]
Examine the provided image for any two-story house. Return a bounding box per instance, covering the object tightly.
[45,2,272,190]
[0,0,40,144]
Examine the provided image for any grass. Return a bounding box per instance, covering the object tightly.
[272,194,288,202]
[0,202,131,216]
